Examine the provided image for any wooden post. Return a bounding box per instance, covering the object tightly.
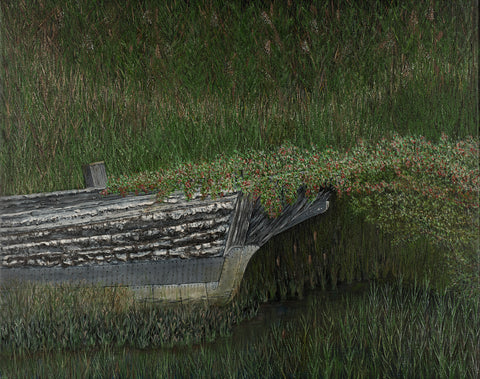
[82,161,107,188]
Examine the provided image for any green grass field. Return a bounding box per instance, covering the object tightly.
[0,0,477,195]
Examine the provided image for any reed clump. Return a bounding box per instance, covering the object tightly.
[0,282,256,354]
[238,196,454,304]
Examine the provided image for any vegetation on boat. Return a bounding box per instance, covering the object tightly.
[0,0,477,376]
[105,134,478,291]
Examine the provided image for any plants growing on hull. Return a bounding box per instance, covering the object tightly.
[105,134,479,292]
[105,134,478,225]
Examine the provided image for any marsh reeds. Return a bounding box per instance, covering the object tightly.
[1,281,478,377]
[239,196,453,305]
[0,281,259,354]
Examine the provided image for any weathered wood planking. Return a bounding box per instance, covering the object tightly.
[246,188,331,247]
[0,186,332,304]
[0,190,236,267]
[82,161,107,188]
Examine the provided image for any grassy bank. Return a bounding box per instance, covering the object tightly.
[1,281,478,377]
[0,0,477,195]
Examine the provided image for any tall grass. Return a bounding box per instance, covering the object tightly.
[0,0,477,195]
[0,281,258,354]
[1,281,478,377]
[239,196,454,305]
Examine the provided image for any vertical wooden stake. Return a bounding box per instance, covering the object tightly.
[82,161,107,188]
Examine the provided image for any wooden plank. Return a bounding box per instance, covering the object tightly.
[0,191,237,268]
[224,192,254,250]
[0,188,107,211]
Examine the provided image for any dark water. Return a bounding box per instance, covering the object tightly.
[220,281,371,349]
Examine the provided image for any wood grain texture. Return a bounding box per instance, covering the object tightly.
[0,189,237,268]
[82,161,107,188]
[224,192,255,250]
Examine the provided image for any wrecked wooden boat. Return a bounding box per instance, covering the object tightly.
[0,176,332,305]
